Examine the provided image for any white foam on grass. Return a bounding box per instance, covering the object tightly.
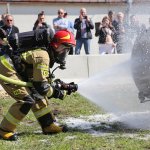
[64,111,150,132]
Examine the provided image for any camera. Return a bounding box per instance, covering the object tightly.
[64,12,68,18]
[84,16,87,19]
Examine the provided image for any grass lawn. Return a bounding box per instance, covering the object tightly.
[0,93,150,150]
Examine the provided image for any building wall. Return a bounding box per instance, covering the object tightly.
[0,2,150,54]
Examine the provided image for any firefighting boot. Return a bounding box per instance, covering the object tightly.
[32,97,68,134]
[39,113,68,134]
[43,122,68,135]
[0,95,34,141]
[0,128,17,141]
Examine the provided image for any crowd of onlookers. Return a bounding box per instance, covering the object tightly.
[95,10,148,55]
[0,8,148,55]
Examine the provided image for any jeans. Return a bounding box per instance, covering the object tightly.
[69,47,74,55]
[75,38,91,55]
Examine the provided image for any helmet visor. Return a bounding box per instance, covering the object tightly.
[55,44,72,53]
[54,44,70,65]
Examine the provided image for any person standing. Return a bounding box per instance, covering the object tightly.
[63,11,74,55]
[113,12,126,54]
[33,11,50,30]
[74,8,94,55]
[1,14,19,37]
[53,9,74,55]
[53,8,68,33]
[108,10,118,27]
[0,13,7,27]
[126,15,140,52]
[95,16,116,55]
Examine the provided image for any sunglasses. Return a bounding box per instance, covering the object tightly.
[58,12,64,14]
[7,19,13,22]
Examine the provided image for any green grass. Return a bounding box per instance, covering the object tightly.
[0,93,150,150]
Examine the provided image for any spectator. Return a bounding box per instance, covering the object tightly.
[63,11,74,55]
[0,13,7,27]
[53,8,68,33]
[95,16,116,55]
[126,15,140,51]
[113,12,126,53]
[33,11,49,30]
[129,15,140,36]
[53,9,74,54]
[63,11,74,35]
[108,10,118,27]
[1,14,19,37]
[107,10,118,43]
[74,8,94,55]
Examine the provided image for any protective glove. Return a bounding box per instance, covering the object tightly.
[47,84,67,100]
[52,88,67,100]
[12,54,22,71]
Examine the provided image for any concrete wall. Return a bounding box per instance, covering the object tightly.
[53,54,130,81]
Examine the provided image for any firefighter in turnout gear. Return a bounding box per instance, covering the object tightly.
[0,28,77,141]
[131,28,150,103]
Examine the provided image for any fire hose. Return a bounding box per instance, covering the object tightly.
[0,73,78,96]
[0,74,32,87]
[0,65,78,94]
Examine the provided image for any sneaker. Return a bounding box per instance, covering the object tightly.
[43,123,68,134]
[0,128,18,141]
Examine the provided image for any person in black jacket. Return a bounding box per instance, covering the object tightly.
[112,12,126,53]
[33,11,49,30]
[74,8,94,55]
[1,14,19,37]
[0,13,7,27]
[95,16,116,54]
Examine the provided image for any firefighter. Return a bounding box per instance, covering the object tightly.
[131,28,150,103]
[0,28,77,141]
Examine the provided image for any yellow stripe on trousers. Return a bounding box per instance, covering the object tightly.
[34,106,51,119]
[5,112,20,126]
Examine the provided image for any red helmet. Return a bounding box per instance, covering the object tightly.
[50,30,76,49]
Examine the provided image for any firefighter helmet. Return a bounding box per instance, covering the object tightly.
[49,30,75,68]
[50,30,76,49]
